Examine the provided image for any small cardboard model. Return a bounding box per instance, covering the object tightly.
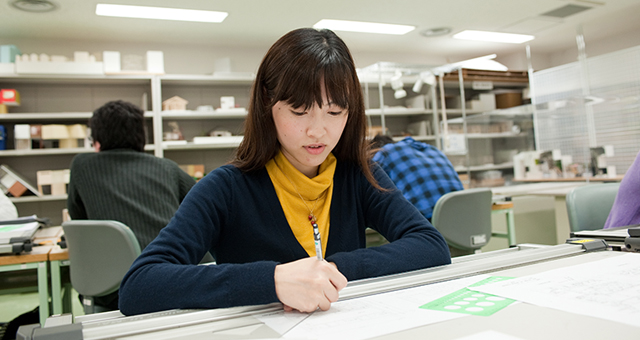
[37,169,70,196]
[163,96,188,111]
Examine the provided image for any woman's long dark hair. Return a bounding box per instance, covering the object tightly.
[231,28,380,189]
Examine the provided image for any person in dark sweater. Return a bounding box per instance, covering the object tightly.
[67,100,196,310]
[119,28,451,316]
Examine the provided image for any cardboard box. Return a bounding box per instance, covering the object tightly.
[496,92,522,109]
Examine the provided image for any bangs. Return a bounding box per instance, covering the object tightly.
[271,49,356,111]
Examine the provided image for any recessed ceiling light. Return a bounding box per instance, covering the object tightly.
[11,0,57,13]
[420,27,452,37]
[313,19,415,35]
[453,30,534,44]
[95,4,228,23]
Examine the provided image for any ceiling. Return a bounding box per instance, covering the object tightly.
[2,0,640,64]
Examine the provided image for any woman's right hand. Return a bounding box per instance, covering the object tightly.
[274,257,347,313]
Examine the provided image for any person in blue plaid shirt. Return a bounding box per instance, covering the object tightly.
[371,135,464,221]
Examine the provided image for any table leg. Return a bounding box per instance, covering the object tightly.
[50,260,62,315]
[36,261,49,325]
[505,209,517,247]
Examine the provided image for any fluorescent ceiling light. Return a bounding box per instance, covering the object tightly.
[453,30,534,44]
[96,4,228,23]
[313,19,415,35]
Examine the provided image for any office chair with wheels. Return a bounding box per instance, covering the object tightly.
[566,183,621,232]
[431,188,493,257]
[61,220,141,314]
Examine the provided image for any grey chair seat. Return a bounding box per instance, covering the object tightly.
[62,220,141,314]
[432,188,493,256]
[566,183,620,232]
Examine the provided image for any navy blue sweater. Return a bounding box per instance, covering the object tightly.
[119,161,451,315]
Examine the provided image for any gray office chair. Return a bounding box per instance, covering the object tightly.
[566,183,620,232]
[62,220,141,314]
[431,188,492,256]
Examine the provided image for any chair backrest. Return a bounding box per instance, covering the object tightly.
[62,220,141,297]
[431,188,492,252]
[565,183,620,232]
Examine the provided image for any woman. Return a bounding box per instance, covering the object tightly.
[119,28,451,316]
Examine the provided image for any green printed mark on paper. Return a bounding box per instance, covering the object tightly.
[420,276,516,317]
[0,225,25,233]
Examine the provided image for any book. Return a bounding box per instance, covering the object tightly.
[0,164,42,197]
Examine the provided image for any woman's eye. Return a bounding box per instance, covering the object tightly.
[329,110,344,116]
[291,110,305,116]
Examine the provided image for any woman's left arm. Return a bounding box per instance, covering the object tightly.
[326,165,451,281]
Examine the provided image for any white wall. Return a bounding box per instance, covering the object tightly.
[547,28,640,68]
[7,37,443,75]
[7,29,639,76]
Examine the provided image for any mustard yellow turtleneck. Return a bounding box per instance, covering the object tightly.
[266,150,336,257]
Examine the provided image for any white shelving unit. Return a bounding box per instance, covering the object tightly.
[359,64,532,188]
[0,67,532,221]
[0,72,254,223]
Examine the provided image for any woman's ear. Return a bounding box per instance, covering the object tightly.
[93,141,101,152]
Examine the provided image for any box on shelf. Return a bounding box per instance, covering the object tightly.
[495,92,522,109]
[103,51,121,73]
[0,63,15,74]
[36,169,70,196]
[0,89,20,106]
[0,45,21,63]
[467,93,496,112]
[220,96,235,110]
[14,124,31,150]
[16,61,104,75]
[0,125,5,150]
[146,51,164,74]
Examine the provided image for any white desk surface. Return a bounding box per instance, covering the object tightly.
[491,182,593,197]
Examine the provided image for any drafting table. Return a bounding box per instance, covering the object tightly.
[18,241,640,340]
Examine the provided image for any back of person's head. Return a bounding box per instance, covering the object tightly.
[371,134,395,149]
[234,27,366,172]
[90,100,145,152]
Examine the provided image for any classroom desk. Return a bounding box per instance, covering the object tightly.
[525,185,594,245]
[21,243,640,340]
[0,226,68,325]
[492,182,594,245]
[48,245,71,316]
[513,175,624,183]
[491,202,515,246]
[0,243,51,326]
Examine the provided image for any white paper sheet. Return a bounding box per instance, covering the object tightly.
[453,330,525,340]
[473,253,640,328]
[275,275,489,340]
